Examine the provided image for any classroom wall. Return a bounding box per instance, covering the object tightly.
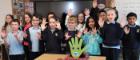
[0,0,13,29]
[116,0,140,25]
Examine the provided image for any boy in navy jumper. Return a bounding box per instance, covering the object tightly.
[122,12,140,60]
[100,8,123,60]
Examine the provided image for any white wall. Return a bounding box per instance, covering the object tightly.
[0,0,12,29]
[116,0,140,25]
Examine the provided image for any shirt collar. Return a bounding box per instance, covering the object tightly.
[128,24,136,27]
[107,21,116,24]
[12,30,20,34]
[31,26,40,30]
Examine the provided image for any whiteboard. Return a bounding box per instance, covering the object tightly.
[116,0,140,25]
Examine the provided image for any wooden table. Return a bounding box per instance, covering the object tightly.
[35,54,106,60]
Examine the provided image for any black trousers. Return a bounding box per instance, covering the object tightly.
[123,48,140,60]
[30,52,40,60]
[9,54,24,60]
[102,47,120,60]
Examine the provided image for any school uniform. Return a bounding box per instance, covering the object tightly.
[25,27,44,60]
[6,30,24,60]
[101,21,123,60]
[122,24,140,60]
[42,27,63,54]
[63,29,78,53]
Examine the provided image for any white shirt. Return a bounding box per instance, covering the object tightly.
[29,27,41,52]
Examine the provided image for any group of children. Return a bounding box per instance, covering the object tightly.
[0,1,140,60]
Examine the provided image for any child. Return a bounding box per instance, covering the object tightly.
[23,13,32,32]
[42,17,63,54]
[98,10,107,28]
[84,8,90,21]
[76,12,85,32]
[1,14,14,60]
[122,12,140,60]
[4,19,24,60]
[100,8,123,60]
[3,14,14,32]
[25,15,44,60]
[64,16,81,53]
[23,13,32,60]
[82,17,102,56]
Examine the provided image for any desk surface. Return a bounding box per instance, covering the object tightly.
[35,54,106,60]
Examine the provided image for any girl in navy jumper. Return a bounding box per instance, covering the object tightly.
[100,8,123,60]
[42,17,63,54]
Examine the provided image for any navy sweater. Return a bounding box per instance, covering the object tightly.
[42,27,64,53]
[101,22,123,46]
[122,25,140,49]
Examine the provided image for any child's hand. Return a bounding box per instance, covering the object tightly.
[67,9,73,16]
[92,27,97,35]
[41,18,48,31]
[110,0,116,8]
[65,32,71,40]
[83,28,88,34]
[77,32,82,38]
[23,32,28,38]
[13,33,19,40]
[56,21,61,30]
[124,27,130,34]
[98,17,104,28]
[36,32,41,40]
[42,18,48,26]
[1,30,7,39]
[92,0,98,8]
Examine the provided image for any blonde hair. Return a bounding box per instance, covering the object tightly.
[68,16,77,23]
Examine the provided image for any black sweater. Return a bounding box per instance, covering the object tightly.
[122,25,140,49]
[42,27,64,54]
[101,22,123,46]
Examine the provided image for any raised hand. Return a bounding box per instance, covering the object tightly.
[13,33,18,39]
[92,0,98,8]
[83,28,88,34]
[98,17,104,28]
[1,29,7,39]
[124,26,130,34]
[56,21,61,30]
[69,37,86,59]
[67,9,73,16]
[110,0,116,8]
[23,32,28,38]
[36,32,41,40]
[41,18,48,31]
[65,32,71,40]
[77,32,82,38]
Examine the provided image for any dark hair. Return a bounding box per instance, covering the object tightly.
[12,19,20,25]
[25,13,32,20]
[47,12,56,18]
[99,9,106,15]
[48,17,58,22]
[3,14,14,29]
[32,14,40,20]
[77,12,85,24]
[86,17,98,31]
[127,12,137,20]
[24,13,32,25]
